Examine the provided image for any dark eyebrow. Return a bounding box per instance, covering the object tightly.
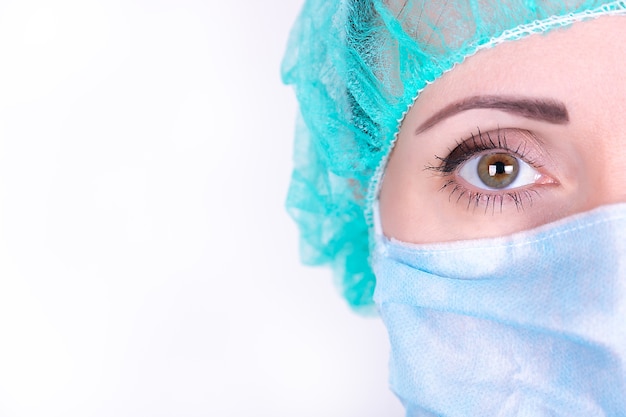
[415,95,569,135]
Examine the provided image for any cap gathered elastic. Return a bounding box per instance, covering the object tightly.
[282,0,626,312]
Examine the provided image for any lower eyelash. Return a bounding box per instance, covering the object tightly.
[440,178,540,214]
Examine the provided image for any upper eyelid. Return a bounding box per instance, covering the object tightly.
[430,128,539,175]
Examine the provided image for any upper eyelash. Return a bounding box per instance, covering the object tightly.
[426,128,535,175]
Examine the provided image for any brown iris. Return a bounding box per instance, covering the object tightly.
[477,153,519,189]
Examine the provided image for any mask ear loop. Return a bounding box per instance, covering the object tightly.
[371,168,388,258]
[372,198,383,238]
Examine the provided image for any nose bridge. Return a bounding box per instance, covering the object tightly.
[587,131,626,207]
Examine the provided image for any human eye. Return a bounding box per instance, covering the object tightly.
[429,129,556,213]
[457,152,540,190]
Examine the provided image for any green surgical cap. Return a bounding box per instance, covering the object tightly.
[282,0,626,312]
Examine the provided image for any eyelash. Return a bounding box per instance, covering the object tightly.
[426,129,542,214]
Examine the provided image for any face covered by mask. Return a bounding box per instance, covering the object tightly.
[372,202,626,416]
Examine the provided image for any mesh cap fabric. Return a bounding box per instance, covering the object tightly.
[282,0,626,312]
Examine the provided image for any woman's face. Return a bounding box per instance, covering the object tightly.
[379,16,626,244]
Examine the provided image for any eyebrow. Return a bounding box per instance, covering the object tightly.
[415,95,569,135]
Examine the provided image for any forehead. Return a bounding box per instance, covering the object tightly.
[410,15,626,127]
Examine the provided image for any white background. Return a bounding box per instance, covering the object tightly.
[0,1,404,416]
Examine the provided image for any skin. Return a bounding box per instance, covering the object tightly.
[379,16,626,244]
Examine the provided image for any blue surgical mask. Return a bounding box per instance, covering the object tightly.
[372,203,626,417]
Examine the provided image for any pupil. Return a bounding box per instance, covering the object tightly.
[494,161,505,175]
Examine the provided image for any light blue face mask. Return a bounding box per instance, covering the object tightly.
[372,203,626,416]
